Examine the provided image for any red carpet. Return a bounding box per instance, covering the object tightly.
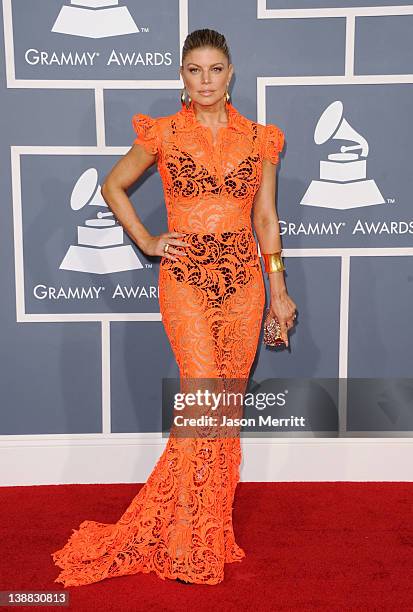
[1,482,413,610]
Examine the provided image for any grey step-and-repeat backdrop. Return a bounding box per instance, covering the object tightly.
[1,1,412,440]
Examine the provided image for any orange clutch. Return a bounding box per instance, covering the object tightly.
[263,307,285,347]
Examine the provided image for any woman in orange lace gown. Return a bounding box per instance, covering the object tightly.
[51,29,296,587]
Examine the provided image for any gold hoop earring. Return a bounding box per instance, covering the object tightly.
[180,88,191,108]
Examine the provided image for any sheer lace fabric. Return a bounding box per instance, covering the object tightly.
[52,100,285,586]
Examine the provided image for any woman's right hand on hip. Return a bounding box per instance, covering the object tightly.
[142,232,188,261]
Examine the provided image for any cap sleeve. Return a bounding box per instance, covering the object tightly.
[131,113,160,156]
[261,124,285,165]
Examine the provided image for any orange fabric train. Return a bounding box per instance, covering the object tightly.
[51,100,285,586]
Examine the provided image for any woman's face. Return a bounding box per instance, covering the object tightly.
[180,46,233,107]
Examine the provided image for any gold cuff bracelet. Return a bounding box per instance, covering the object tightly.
[262,252,286,274]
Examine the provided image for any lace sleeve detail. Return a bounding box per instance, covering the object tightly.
[261,124,285,165]
[131,113,160,156]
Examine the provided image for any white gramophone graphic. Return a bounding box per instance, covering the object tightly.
[300,100,385,210]
[51,0,139,39]
[59,168,143,274]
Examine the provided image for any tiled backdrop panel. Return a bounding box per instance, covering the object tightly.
[0,0,412,436]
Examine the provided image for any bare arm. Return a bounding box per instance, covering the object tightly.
[100,144,187,261]
[252,159,297,345]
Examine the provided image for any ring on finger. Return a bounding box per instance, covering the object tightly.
[164,243,170,253]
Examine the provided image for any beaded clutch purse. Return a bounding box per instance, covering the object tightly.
[263,307,285,347]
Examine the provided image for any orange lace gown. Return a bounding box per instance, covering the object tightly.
[51,100,285,586]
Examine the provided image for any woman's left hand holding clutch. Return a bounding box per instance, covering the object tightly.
[268,271,297,347]
[268,294,297,347]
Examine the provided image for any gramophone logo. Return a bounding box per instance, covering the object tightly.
[60,168,144,274]
[51,0,139,38]
[300,100,385,210]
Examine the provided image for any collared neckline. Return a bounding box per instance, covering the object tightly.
[178,99,251,135]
